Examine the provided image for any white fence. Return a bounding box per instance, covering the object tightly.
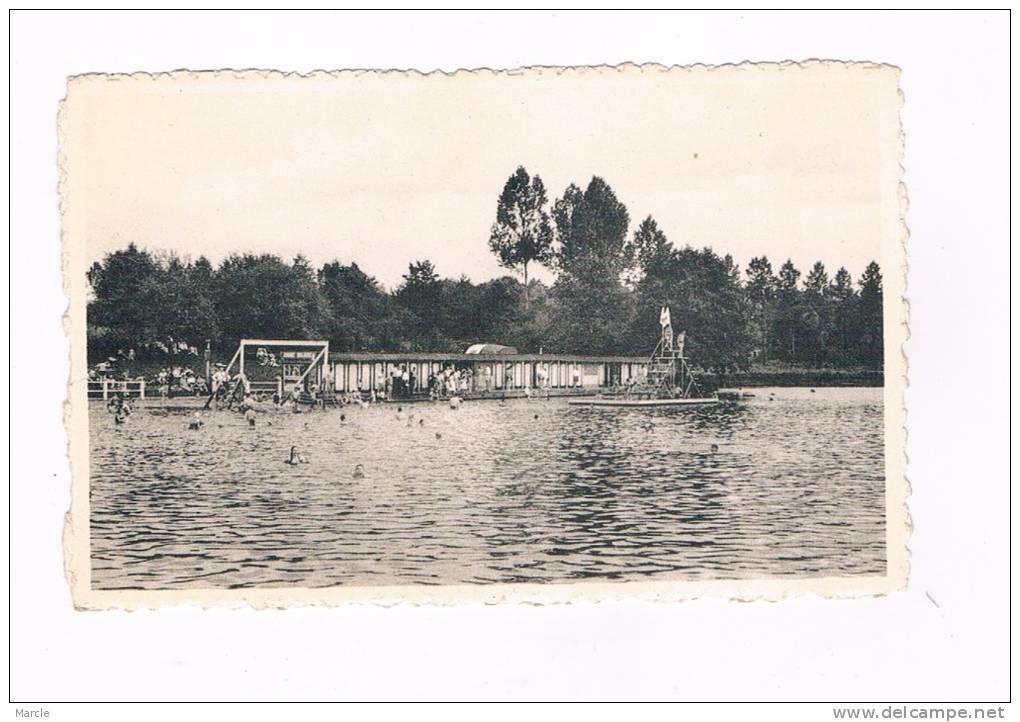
[87,379,148,399]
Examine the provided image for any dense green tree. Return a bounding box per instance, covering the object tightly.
[213,253,330,345]
[828,267,858,363]
[84,167,885,373]
[318,260,398,351]
[86,244,160,354]
[549,177,634,353]
[139,253,219,350]
[631,216,672,282]
[857,261,884,368]
[745,256,777,363]
[395,260,446,350]
[474,276,526,343]
[548,273,634,354]
[631,243,754,372]
[436,275,484,348]
[801,262,832,365]
[553,177,633,281]
[804,261,829,299]
[773,259,803,361]
[488,167,554,310]
[86,246,219,360]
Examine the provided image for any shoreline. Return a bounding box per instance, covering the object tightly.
[90,376,883,409]
[703,368,883,388]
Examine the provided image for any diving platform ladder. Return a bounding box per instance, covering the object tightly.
[646,337,704,399]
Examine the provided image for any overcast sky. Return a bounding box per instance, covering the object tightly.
[68,64,897,290]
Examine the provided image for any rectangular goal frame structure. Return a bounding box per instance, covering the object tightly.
[222,338,330,399]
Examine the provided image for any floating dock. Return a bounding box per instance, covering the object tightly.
[567,397,719,408]
[717,388,756,400]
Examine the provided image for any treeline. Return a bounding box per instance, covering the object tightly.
[87,167,884,372]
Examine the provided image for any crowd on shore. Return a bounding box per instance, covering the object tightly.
[89,363,209,397]
[90,352,575,409]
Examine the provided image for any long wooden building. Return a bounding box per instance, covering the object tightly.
[327,351,650,395]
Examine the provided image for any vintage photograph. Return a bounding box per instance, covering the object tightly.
[61,63,907,606]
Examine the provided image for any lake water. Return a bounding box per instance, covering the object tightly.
[89,387,886,589]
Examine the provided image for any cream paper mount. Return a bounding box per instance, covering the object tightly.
[61,62,908,609]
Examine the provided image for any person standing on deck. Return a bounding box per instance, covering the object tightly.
[536,364,550,399]
[660,306,674,353]
[204,364,229,409]
[321,366,333,398]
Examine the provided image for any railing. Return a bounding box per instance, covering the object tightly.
[249,380,283,398]
[634,333,708,399]
[87,379,147,399]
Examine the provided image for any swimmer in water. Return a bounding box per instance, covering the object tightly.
[435,431,442,440]
[245,408,257,427]
[449,397,462,409]
[286,446,309,465]
[710,443,719,453]
[396,406,406,421]
[340,413,346,423]
[418,418,425,426]
[114,412,127,425]
[352,464,365,479]
[188,412,203,430]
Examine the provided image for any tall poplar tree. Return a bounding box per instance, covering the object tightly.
[488,166,554,310]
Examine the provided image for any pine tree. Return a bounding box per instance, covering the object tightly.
[857,261,884,368]
[828,267,857,363]
[803,262,830,365]
[745,256,777,363]
[775,259,802,361]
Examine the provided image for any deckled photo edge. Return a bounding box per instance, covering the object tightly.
[60,61,909,609]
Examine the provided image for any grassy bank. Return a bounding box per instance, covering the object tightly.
[700,365,883,389]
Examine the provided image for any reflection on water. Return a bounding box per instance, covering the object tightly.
[89,387,886,589]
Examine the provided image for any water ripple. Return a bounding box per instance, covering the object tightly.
[90,387,886,589]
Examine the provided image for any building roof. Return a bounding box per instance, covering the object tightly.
[464,343,518,355]
[328,351,648,364]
